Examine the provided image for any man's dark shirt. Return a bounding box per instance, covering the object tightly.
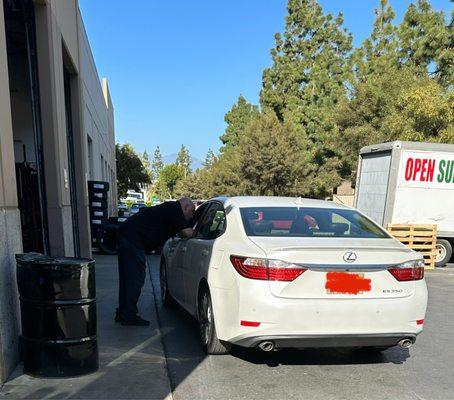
[120,201,190,251]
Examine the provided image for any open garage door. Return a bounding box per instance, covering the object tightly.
[4,0,48,253]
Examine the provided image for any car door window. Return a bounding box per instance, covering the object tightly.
[195,203,226,240]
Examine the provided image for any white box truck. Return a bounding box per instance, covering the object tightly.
[355,141,454,267]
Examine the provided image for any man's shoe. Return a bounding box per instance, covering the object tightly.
[120,315,150,326]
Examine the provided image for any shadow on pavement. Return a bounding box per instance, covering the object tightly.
[0,254,414,400]
[230,346,409,367]
[0,255,177,400]
[148,254,410,399]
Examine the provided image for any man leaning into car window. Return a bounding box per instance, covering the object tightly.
[115,197,195,326]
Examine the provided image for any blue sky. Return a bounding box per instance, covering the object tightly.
[79,0,452,160]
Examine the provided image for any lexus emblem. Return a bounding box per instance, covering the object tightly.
[343,251,357,263]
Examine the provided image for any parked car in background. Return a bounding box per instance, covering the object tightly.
[129,202,148,215]
[160,196,428,355]
[118,202,129,216]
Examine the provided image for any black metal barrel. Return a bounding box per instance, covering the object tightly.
[16,253,98,377]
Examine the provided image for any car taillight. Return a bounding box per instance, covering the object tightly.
[388,259,425,281]
[230,256,306,282]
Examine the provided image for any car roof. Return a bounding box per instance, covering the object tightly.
[210,196,352,210]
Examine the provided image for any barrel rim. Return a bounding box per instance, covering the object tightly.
[21,335,97,345]
[19,297,96,305]
[16,253,95,268]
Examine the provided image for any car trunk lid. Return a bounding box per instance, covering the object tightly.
[247,237,417,299]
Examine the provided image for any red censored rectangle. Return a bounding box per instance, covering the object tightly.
[240,320,261,327]
[325,272,372,295]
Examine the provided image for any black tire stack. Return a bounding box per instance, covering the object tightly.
[88,181,110,251]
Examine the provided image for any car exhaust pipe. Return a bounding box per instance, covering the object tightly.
[398,338,414,349]
[258,341,275,352]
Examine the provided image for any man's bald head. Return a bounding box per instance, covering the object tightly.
[179,197,195,221]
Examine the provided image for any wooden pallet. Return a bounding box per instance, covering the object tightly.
[387,224,437,269]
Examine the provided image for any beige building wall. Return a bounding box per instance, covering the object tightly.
[78,17,117,215]
[0,0,116,384]
[0,0,22,384]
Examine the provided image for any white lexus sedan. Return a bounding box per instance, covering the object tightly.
[160,197,428,355]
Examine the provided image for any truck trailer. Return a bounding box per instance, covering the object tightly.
[355,141,454,267]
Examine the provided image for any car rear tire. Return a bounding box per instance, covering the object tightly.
[160,261,175,308]
[435,239,452,267]
[96,224,119,255]
[198,287,231,355]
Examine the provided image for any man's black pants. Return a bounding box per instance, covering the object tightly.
[117,234,147,318]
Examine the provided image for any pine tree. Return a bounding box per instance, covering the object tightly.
[203,149,216,168]
[398,0,450,73]
[260,0,352,125]
[260,0,352,197]
[141,150,151,178]
[150,146,164,183]
[176,145,192,177]
[354,0,398,79]
[436,2,454,87]
[220,95,260,151]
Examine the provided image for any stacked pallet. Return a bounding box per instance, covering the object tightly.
[88,181,110,251]
[387,224,437,269]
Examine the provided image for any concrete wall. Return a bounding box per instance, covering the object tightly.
[34,0,77,256]
[0,0,116,384]
[0,0,22,385]
[33,0,116,257]
[78,16,117,214]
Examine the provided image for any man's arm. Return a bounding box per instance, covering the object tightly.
[179,227,194,238]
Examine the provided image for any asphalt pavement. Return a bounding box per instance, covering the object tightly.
[151,257,454,400]
[0,255,172,400]
[1,256,453,400]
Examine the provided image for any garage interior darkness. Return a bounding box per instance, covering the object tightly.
[4,0,48,254]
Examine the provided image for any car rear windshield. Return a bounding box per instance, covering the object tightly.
[240,207,390,238]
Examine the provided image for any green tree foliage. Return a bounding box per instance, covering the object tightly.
[176,144,192,177]
[220,95,260,150]
[354,0,398,79]
[260,0,352,125]
[150,146,164,183]
[398,0,450,74]
[168,0,454,200]
[174,168,213,199]
[209,149,244,196]
[236,111,314,196]
[177,112,343,198]
[436,2,454,87]
[115,143,150,198]
[337,0,453,183]
[203,149,217,168]
[260,0,352,197]
[174,149,242,199]
[141,150,152,180]
[336,67,454,181]
[155,163,185,199]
